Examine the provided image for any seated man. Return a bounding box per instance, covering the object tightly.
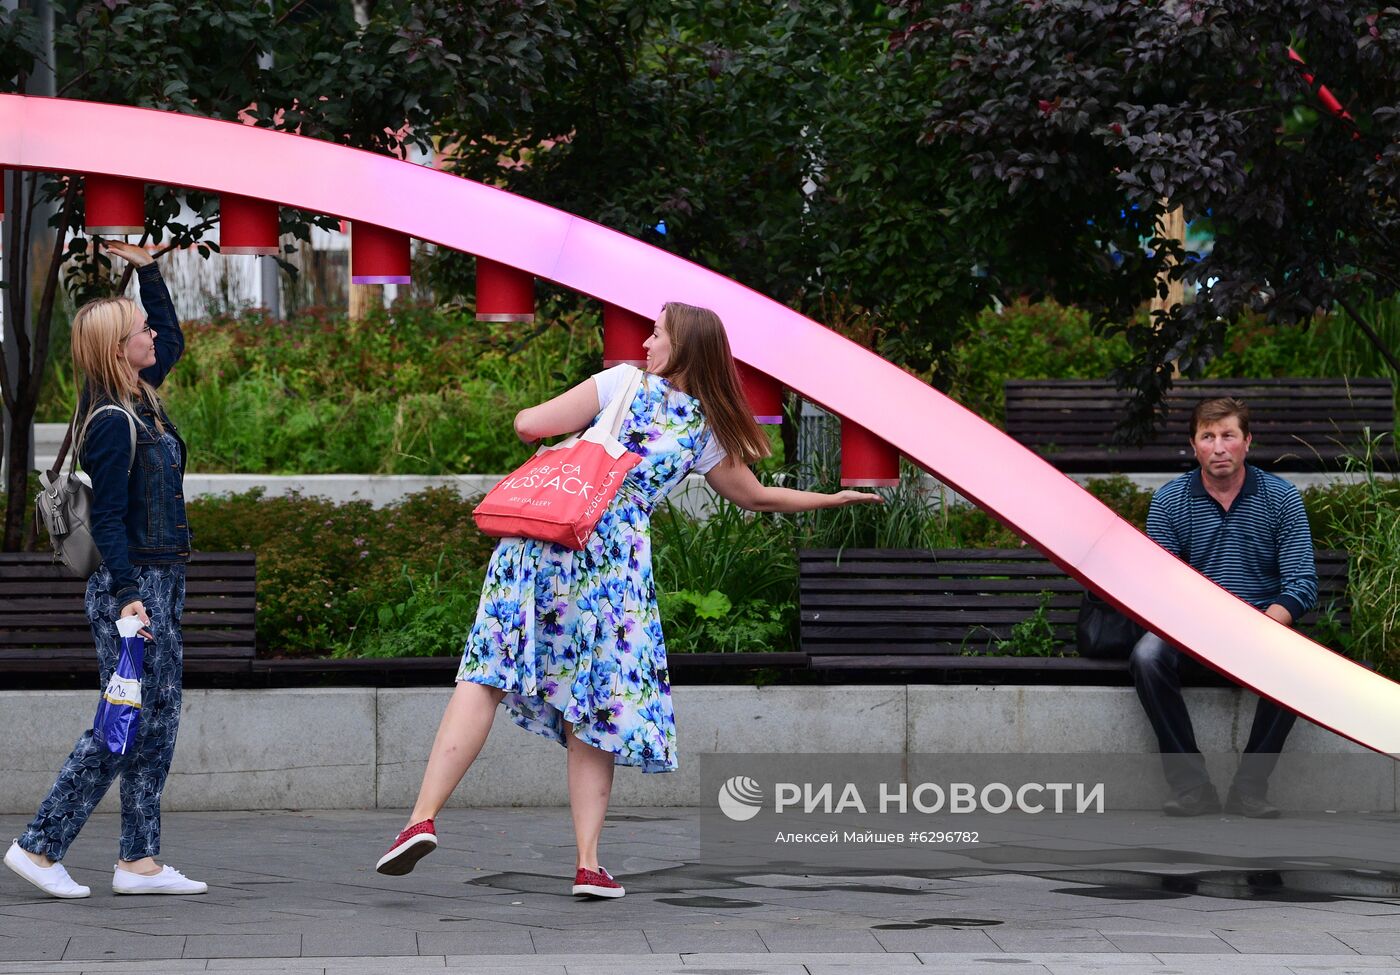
[1131,397,1317,819]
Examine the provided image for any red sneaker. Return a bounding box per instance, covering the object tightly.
[571,865,625,898]
[375,819,437,876]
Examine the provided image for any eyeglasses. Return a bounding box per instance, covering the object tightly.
[122,324,155,343]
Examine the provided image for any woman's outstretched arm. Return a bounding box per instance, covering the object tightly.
[704,460,884,513]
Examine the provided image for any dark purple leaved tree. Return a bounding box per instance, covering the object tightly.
[895,0,1400,435]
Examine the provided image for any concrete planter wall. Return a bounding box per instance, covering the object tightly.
[1,685,1391,813]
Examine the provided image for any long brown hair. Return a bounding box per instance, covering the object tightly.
[70,296,166,447]
[657,302,770,466]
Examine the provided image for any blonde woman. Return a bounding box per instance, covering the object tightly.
[4,243,205,898]
[377,302,882,897]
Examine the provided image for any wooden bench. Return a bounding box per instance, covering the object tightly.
[799,548,1349,678]
[0,552,256,681]
[1003,378,1394,473]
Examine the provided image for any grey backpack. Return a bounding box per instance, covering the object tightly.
[34,404,137,578]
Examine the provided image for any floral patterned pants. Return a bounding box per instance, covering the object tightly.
[18,564,186,863]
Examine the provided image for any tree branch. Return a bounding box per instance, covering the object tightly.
[502,315,558,358]
[20,180,81,415]
[54,66,93,99]
[12,173,36,373]
[0,179,20,418]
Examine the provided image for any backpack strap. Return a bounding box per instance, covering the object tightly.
[47,417,75,482]
[70,404,138,477]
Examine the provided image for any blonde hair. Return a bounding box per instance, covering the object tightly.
[657,302,770,467]
[70,296,165,447]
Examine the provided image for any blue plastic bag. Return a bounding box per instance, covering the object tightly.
[93,616,145,754]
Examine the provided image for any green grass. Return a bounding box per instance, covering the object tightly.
[1301,433,1400,675]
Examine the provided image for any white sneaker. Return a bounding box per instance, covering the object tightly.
[4,841,91,898]
[112,864,208,895]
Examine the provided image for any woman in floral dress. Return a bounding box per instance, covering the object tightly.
[376,302,881,897]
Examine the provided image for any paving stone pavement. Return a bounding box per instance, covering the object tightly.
[0,809,1396,975]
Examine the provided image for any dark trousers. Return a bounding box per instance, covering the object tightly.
[19,565,185,863]
[1128,632,1296,797]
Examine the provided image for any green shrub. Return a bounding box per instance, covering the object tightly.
[339,555,485,659]
[187,487,494,655]
[658,589,793,655]
[652,499,800,653]
[940,295,1400,427]
[942,299,1133,422]
[179,449,1392,674]
[993,590,1063,657]
[1081,475,1152,530]
[39,293,1399,474]
[41,300,608,475]
[1301,436,1400,676]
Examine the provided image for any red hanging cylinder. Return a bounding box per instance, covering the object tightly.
[476,257,534,322]
[603,303,651,367]
[350,222,411,284]
[738,362,783,425]
[840,418,900,487]
[85,175,145,235]
[219,194,280,256]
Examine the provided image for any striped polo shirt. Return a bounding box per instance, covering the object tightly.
[1145,465,1318,621]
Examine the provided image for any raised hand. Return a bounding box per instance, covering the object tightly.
[102,240,154,268]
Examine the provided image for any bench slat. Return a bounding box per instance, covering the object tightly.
[1,552,257,668]
[799,547,1349,670]
[1003,378,1394,473]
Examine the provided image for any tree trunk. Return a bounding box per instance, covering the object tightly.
[3,177,77,550]
[2,171,35,551]
[780,392,798,470]
[348,282,381,321]
[1152,205,1187,314]
[3,404,37,550]
[1152,204,1187,379]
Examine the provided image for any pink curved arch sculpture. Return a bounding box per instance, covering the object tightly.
[2,94,1397,757]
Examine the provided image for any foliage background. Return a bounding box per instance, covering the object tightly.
[4,0,1399,680]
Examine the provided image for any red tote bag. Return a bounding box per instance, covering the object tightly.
[473,366,646,550]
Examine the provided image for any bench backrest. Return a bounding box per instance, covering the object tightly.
[798,547,1349,660]
[1003,378,1394,472]
[0,552,256,669]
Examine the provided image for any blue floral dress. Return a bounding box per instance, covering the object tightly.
[457,371,720,773]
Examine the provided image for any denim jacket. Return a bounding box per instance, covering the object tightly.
[79,264,189,609]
